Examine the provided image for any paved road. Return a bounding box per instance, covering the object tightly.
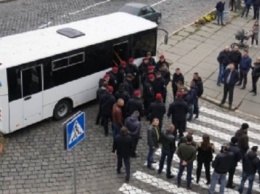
[0,0,215,37]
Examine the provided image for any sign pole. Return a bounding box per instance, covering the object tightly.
[73,148,77,194]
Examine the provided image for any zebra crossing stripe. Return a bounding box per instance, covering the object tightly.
[153,151,260,192]
[198,115,260,141]
[186,122,255,148]
[200,107,260,130]
[133,170,200,194]
[118,183,151,194]
[143,162,238,194]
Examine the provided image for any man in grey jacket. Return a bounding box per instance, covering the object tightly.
[125,111,141,158]
[158,124,176,179]
[147,118,160,170]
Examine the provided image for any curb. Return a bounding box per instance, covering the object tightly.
[0,0,15,3]
[200,95,238,111]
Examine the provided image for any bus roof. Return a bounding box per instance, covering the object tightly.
[0,12,157,68]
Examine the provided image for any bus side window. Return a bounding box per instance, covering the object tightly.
[7,67,22,102]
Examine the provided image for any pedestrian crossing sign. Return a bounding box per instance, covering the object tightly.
[64,111,86,151]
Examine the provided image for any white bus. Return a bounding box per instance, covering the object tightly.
[0,12,166,134]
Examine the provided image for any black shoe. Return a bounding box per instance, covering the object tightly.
[206,181,210,185]
[131,153,139,158]
[236,83,241,86]
[226,184,236,189]
[253,93,257,96]
[151,161,156,164]
[250,90,254,93]
[125,177,130,183]
[147,166,155,170]
[158,170,162,174]
[195,115,198,119]
[219,103,224,107]
[240,86,245,90]
[167,174,174,179]
[117,169,121,174]
[229,105,232,110]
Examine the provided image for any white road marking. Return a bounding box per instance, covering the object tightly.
[200,107,260,130]
[68,0,110,16]
[187,122,256,148]
[38,21,52,29]
[119,183,151,194]
[197,115,260,141]
[151,0,167,7]
[133,170,199,194]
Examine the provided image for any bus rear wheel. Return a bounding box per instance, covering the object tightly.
[53,100,72,120]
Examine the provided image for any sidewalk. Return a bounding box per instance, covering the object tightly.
[158,11,260,116]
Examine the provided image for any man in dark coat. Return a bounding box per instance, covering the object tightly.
[238,146,260,194]
[118,61,127,84]
[95,81,108,125]
[143,74,155,118]
[138,57,150,84]
[227,137,242,188]
[237,50,252,89]
[172,68,184,100]
[220,63,239,109]
[158,124,176,179]
[235,123,250,156]
[148,93,166,135]
[153,71,166,103]
[123,74,134,97]
[156,54,169,71]
[147,118,160,169]
[125,90,144,120]
[230,45,242,70]
[159,64,171,103]
[126,58,139,89]
[167,92,188,138]
[192,72,203,118]
[100,86,116,136]
[107,66,119,93]
[112,126,132,182]
[125,111,141,158]
[217,46,231,86]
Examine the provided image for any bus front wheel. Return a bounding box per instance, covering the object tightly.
[53,100,72,120]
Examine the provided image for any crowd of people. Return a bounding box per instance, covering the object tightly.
[95,51,260,193]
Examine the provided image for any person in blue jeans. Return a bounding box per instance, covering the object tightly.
[209,145,233,194]
[177,135,197,190]
[217,46,231,86]
[216,0,225,25]
[238,146,260,194]
[242,0,252,17]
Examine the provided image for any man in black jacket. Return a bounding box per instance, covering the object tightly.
[125,90,144,120]
[220,63,239,109]
[112,126,132,182]
[156,54,169,71]
[143,74,155,118]
[192,72,203,118]
[107,66,120,93]
[172,68,184,100]
[147,118,160,170]
[148,93,166,135]
[167,92,188,138]
[126,58,139,89]
[230,46,242,70]
[158,124,176,179]
[153,71,166,103]
[235,123,250,156]
[100,86,116,136]
[123,74,134,97]
[159,64,171,103]
[95,81,108,125]
[209,145,233,194]
[217,46,231,86]
[238,146,260,194]
[124,111,141,158]
[227,137,242,188]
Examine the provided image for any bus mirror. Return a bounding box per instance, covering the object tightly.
[164,34,168,45]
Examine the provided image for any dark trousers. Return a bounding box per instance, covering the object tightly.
[193,98,199,117]
[173,119,186,138]
[177,162,193,187]
[159,150,174,176]
[230,0,236,11]
[221,84,235,106]
[252,76,259,94]
[227,166,236,186]
[147,147,155,168]
[117,156,130,180]
[239,70,248,87]
[144,98,153,116]
[112,123,121,139]
[95,106,101,124]
[131,137,139,156]
[173,86,178,100]
[217,11,224,25]
[163,90,167,103]
[251,34,259,45]
[101,115,110,136]
[242,4,251,17]
[253,5,259,19]
[196,160,211,183]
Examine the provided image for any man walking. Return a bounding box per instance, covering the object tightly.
[209,145,233,194]
[217,46,231,86]
[235,123,250,156]
[226,137,242,188]
[112,126,132,182]
[147,118,160,170]
[192,72,203,118]
[237,50,252,89]
[167,92,188,138]
[177,135,197,190]
[216,0,225,25]
[112,98,124,138]
[238,146,260,194]
[125,111,141,158]
[220,63,239,109]
[158,124,176,179]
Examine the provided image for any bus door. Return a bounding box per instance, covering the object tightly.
[21,65,43,126]
[113,40,129,66]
